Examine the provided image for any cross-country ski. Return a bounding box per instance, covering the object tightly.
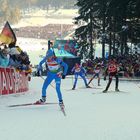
[8,102,58,107]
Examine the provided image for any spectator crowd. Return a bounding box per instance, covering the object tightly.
[14,24,74,40]
[82,54,140,78]
[0,42,32,75]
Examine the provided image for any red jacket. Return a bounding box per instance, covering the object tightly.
[108,63,117,73]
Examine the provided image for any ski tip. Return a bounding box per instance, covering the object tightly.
[61,109,67,116]
[59,105,67,116]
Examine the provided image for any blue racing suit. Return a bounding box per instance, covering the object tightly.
[71,65,88,88]
[38,56,68,102]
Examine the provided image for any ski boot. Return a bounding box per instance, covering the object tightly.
[72,85,75,90]
[98,83,101,86]
[103,89,107,93]
[86,85,91,88]
[115,88,120,92]
[72,87,75,90]
[59,100,65,109]
[35,96,46,104]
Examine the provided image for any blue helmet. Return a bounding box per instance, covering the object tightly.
[46,49,55,58]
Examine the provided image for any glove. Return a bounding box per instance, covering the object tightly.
[104,77,106,81]
[36,70,41,77]
[62,75,66,79]
[37,65,43,71]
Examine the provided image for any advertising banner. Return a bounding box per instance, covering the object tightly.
[0,67,29,95]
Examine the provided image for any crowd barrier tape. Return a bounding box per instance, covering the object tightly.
[0,67,29,95]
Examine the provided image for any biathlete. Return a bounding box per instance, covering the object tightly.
[87,63,102,86]
[36,49,68,106]
[71,63,90,90]
[103,59,119,93]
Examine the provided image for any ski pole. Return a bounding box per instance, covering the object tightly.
[40,76,55,89]
[71,74,73,85]
[85,74,93,86]
[87,76,94,85]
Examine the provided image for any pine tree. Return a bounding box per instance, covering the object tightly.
[74,0,140,58]
[74,0,99,60]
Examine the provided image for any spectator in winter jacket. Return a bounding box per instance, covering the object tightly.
[0,48,10,67]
